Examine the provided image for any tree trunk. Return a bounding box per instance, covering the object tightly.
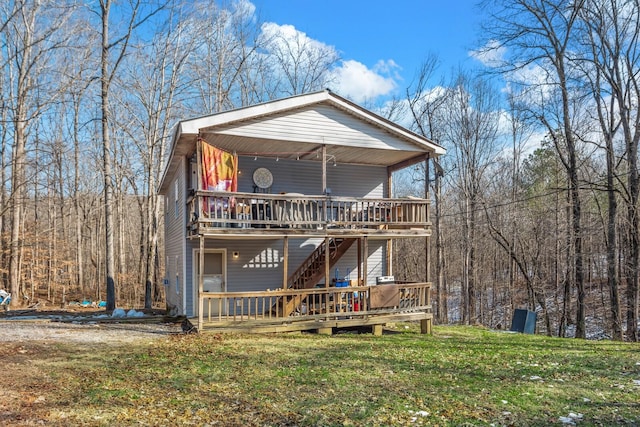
[626,157,639,341]
[101,1,116,311]
[435,170,447,323]
[9,115,26,306]
[73,96,84,296]
[468,197,477,323]
[606,138,622,340]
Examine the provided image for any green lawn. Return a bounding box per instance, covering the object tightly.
[22,325,640,426]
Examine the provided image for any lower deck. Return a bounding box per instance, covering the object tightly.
[196,282,432,335]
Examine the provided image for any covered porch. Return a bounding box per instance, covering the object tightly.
[188,190,431,234]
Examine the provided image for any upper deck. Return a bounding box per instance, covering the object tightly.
[187,190,431,238]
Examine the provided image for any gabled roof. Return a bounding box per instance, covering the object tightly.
[159,90,445,194]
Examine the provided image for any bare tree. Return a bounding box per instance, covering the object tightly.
[260,21,339,96]
[403,56,449,323]
[579,0,640,341]
[576,0,632,340]
[118,5,194,308]
[183,0,261,113]
[483,0,588,338]
[1,0,73,306]
[68,53,95,297]
[95,0,166,311]
[441,71,501,324]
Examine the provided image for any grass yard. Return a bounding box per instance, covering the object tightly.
[2,324,639,426]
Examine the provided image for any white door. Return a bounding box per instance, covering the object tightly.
[194,250,226,317]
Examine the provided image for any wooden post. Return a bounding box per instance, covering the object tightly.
[435,160,445,323]
[425,153,430,198]
[322,144,327,195]
[423,154,432,335]
[387,239,393,277]
[322,145,328,227]
[425,154,430,283]
[324,237,330,288]
[420,318,432,334]
[387,167,393,276]
[198,235,204,332]
[357,238,362,286]
[283,236,289,288]
[363,236,368,286]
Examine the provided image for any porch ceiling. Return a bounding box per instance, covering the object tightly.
[196,133,428,166]
[161,131,430,194]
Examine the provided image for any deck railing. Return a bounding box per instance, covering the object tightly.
[187,190,430,231]
[198,282,431,327]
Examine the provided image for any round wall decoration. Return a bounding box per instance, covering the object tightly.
[253,167,273,189]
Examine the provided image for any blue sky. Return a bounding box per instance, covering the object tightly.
[251,1,487,102]
[245,2,546,156]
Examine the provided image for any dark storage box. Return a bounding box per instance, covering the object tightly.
[510,309,536,334]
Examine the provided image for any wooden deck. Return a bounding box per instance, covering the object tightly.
[189,191,433,334]
[187,191,430,236]
[196,282,432,335]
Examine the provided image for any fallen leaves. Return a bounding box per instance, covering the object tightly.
[2,325,640,426]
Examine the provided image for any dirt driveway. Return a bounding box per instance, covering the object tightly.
[0,319,182,344]
[0,314,183,426]
[0,308,182,345]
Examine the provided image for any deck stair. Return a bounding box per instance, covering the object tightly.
[288,238,356,289]
[280,238,356,316]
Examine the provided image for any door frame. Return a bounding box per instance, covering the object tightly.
[192,248,227,317]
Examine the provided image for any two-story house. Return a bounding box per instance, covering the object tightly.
[159,90,445,334]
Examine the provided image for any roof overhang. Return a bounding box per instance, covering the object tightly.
[159,90,445,194]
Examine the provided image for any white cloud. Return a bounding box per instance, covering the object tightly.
[258,21,400,103]
[380,85,447,129]
[469,40,507,67]
[511,63,549,88]
[260,22,333,54]
[233,0,256,23]
[495,107,546,159]
[470,40,552,102]
[331,59,399,103]
[500,62,555,107]
[260,22,294,39]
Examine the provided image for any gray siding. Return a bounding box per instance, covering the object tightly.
[185,239,196,316]
[212,238,384,291]
[237,156,386,197]
[163,157,187,315]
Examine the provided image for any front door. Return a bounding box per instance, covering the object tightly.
[194,249,226,317]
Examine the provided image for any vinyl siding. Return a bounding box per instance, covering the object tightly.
[163,157,187,315]
[217,105,420,152]
[187,239,385,289]
[237,156,386,197]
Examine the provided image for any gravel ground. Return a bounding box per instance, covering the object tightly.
[0,318,182,344]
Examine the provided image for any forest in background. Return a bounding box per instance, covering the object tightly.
[1,0,639,341]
